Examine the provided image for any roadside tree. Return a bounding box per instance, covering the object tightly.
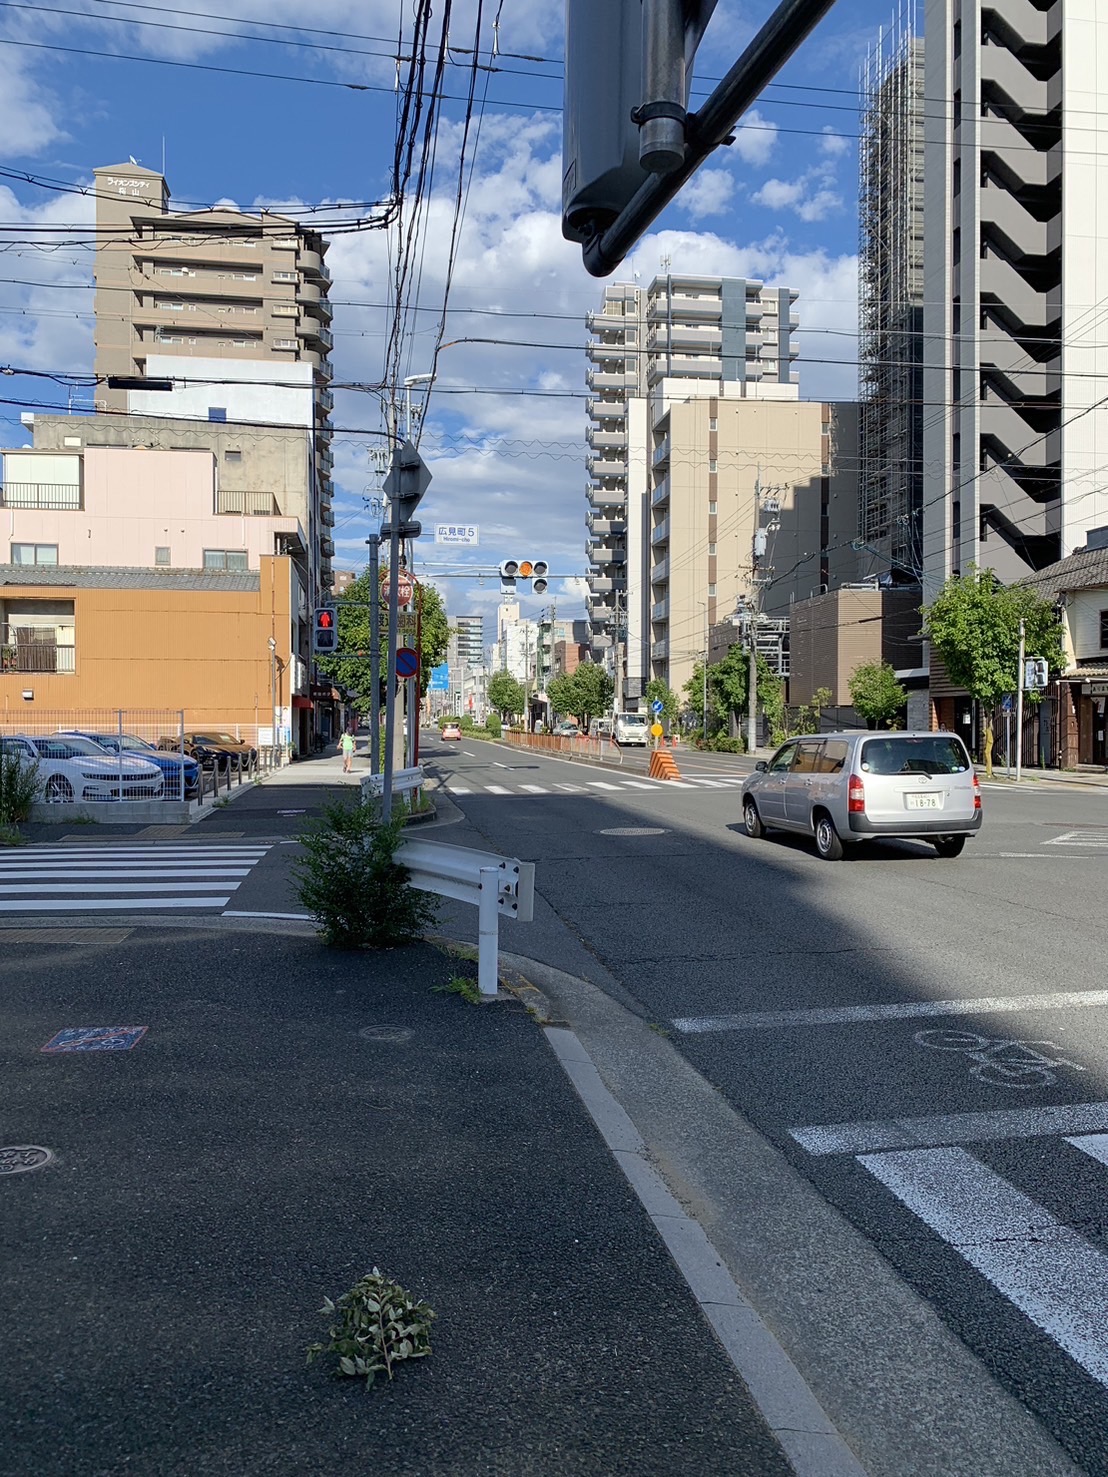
[924,566,1064,776]
[316,569,450,714]
[644,679,679,728]
[549,663,613,730]
[848,661,908,730]
[488,669,526,722]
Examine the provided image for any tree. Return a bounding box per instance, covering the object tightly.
[548,663,613,728]
[316,568,450,713]
[848,661,908,729]
[645,678,679,727]
[488,669,525,722]
[924,566,1064,776]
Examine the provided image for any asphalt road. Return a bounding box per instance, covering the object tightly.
[423,732,1108,1476]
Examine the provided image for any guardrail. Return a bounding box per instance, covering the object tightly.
[360,764,424,803]
[397,838,535,996]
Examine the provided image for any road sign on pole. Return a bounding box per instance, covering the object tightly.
[380,568,415,606]
[395,647,419,680]
[651,699,664,715]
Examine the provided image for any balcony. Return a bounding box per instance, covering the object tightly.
[652,556,669,584]
[586,484,626,512]
[648,354,722,381]
[651,639,668,661]
[586,426,627,452]
[299,320,334,350]
[316,388,334,415]
[589,543,624,567]
[648,323,723,352]
[1,641,75,674]
[319,502,335,528]
[0,482,82,511]
[651,517,669,548]
[652,437,670,469]
[651,478,670,509]
[651,601,668,623]
[320,536,335,559]
[315,359,333,383]
[586,341,628,365]
[588,577,623,597]
[586,369,636,392]
[588,397,627,421]
[585,514,626,538]
[216,489,279,516]
[587,455,627,480]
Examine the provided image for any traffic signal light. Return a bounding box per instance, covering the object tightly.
[499,559,549,596]
[383,438,432,539]
[313,606,337,653]
[1024,657,1049,690]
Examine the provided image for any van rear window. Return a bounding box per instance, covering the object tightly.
[860,736,970,775]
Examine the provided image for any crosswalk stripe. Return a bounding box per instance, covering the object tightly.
[484,784,511,794]
[859,1145,1108,1387]
[519,784,549,794]
[0,896,233,912]
[0,842,271,915]
[0,869,251,881]
[1066,1133,1108,1169]
[621,780,656,789]
[0,882,245,894]
[586,782,620,791]
[448,787,473,794]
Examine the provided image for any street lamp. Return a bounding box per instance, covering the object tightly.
[267,636,279,763]
[697,600,709,740]
[403,373,433,441]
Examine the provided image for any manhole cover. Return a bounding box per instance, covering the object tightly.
[596,827,668,837]
[0,1145,54,1176]
[358,1025,414,1044]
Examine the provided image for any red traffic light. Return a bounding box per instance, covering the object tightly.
[318,610,334,629]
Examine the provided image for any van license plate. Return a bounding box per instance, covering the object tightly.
[906,793,942,809]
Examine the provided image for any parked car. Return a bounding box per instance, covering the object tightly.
[160,731,258,773]
[59,730,201,799]
[741,731,982,861]
[441,722,463,741]
[553,721,581,737]
[0,733,164,803]
[589,718,613,740]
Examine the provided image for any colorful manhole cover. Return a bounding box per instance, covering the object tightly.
[41,1027,148,1053]
[358,1026,414,1044]
[0,1145,54,1176]
[596,827,668,837]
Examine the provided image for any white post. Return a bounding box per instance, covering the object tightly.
[1015,617,1026,783]
[477,866,500,997]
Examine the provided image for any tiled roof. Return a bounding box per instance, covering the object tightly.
[1017,547,1108,597]
[0,565,261,592]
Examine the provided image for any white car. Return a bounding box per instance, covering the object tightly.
[0,733,165,803]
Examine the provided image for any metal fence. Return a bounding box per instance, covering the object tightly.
[0,709,286,805]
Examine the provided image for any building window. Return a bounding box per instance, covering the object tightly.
[707,583,716,596]
[709,500,717,515]
[708,542,716,555]
[202,549,249,571]
[208,407,227,422]
[224,449,242,462]
[709,418,717,430]
[10,543,58,565]
[709,459,717,473]
[155,546,171,566]
[1101,610,1108,649]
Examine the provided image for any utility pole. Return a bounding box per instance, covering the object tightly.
[380,439,431,820]
[366,532,381,774]
[1015,617,1026,784]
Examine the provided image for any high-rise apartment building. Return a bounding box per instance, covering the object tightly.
[450,614,485,667]
[859,12,925,579]
[585,273,799,701]
[921,0,1108,593]
[90,162,335,593]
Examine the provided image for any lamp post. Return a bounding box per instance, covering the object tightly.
[697,600,709,740]
[403,373,433,441]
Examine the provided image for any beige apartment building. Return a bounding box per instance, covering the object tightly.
[89,163,335,591]
[649,390,860,697]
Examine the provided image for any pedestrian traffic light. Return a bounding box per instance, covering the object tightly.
[383,438,432,539]
[499,559,549,595]
[1024,657,1049,690]
[313,606,337,653]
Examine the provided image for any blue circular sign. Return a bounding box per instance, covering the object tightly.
[651,699,664,714]
[395,647,419,679]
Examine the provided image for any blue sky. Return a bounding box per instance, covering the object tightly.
[0,0,911,632]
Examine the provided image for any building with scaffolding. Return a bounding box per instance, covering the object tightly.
[858,6,925,583]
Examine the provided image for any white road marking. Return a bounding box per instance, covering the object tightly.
[554,784,586,793]
[223,909,312,920]
[0,867,253,879]
[493,761,508,768]
[791,1101,1108,1157]
[1064,1133,1108,1169]
[621,780,657,790]
[484,785,511,795]
[0,896,233,912]
[448,787,473,795]
[519,784,548,794]
[461,750,477,756]
[1046,830,1108,847]
[672,988,1108,1035]
[586,782,621,791]
[859,1146,1108,1387]
[0,881,251,893]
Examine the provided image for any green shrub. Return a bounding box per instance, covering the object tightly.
[459,713,475,732]
[0,750,42,824]
[484,713,501,737]
[709,735,745,753]
[306,1268,434,1389]
[293,800,438,949]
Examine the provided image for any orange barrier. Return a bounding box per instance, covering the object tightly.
[648,749,682,781]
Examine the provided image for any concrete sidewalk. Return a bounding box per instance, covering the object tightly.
[1,927,793,1477]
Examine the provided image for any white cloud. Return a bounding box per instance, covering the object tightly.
[751,177,805,211]
[680,169,735,222]
[0,51,64,158]
[820,126,850,159]
[751,164,843,223]
[731,109,778,167]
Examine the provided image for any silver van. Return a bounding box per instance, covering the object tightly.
[741,731,981,860]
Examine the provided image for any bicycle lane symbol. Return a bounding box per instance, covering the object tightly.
[914,1029,1088,1089]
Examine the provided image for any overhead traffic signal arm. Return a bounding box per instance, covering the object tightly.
[499,559,549,595]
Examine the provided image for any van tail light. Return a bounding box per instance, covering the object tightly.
[973,773,981,811]
[848,774,865,813]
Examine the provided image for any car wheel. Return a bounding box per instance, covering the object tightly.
[743,799,765,839]
[813,811,844,861]
[933,835,967,859]
[44,773,74,804]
